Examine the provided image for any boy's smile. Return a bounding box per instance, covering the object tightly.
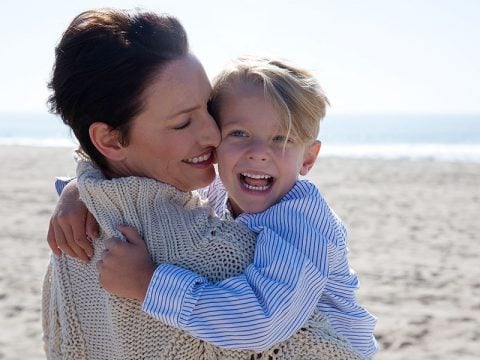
[216,83,319,216]
[239,172,274,191]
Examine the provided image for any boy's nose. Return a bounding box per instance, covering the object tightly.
[247,141,269,161]
[248,153,267,161]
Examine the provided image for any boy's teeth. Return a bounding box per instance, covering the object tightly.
[185,153,211,163]
[240,172,273,190]
[241,173,272,179]
[244,183,270,191]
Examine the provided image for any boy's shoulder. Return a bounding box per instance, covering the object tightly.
[282,180,347,242]
[240,179,348,246]
[282,179,324,202]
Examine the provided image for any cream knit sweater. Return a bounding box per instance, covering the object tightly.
[42,157,364,360]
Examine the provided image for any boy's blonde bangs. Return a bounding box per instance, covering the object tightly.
[209,56,329,144]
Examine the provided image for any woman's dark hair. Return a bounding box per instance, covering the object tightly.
[48,8,189,171]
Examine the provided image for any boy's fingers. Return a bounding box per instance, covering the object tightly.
[54,223,89,262]
[64,224,90,262]
[53,222,76,259]
[71,218,93,258]
[104,237,124,252]
[118,225,144,246]
[47,219,62,257]
[86,212,100,240]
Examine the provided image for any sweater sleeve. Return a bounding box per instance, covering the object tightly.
[142,182,331,352]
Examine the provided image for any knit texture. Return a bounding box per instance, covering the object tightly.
[42,157,365,359]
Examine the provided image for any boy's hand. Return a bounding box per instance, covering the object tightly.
[47,180,99,262]
[97,226,155,302]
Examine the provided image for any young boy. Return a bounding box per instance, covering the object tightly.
[96,56,377,358]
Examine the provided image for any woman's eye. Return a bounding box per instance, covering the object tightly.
[173,119,191,130]
[230,130,247,137]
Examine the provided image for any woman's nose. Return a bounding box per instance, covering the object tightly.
[200,112,221,147]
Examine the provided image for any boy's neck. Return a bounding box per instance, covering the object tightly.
[226,198,241,219]
[226,178,303,218]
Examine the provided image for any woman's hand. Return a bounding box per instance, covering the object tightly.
[47,179,99,262]
[97,226,155,301]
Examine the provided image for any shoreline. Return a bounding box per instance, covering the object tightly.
[2,142,480,164]
[1,145,479,359]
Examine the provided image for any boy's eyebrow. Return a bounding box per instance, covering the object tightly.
[218,116,242,126]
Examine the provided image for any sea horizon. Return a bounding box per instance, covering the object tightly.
[1,112,479,163]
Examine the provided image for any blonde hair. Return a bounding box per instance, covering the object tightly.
[209,55,329,144]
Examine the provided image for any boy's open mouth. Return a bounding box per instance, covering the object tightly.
[239,172,274,191]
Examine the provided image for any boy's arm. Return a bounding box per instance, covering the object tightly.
[102,181,331,352]
[54,177,74,195]
[142,228,329,352]
[47,178,98,261]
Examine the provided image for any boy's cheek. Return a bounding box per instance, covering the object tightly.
[216,144,236,165]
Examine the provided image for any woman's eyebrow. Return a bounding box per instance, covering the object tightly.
[167,105,201,120]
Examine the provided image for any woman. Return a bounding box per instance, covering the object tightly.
[43,8,363,359]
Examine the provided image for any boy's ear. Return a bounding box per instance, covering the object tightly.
[89,122,126,161]
[300,140,321,176]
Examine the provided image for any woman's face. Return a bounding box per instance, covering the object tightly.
[116,54,220,191]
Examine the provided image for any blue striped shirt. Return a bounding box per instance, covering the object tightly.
[55,177,74,195]
[143,179,377,357]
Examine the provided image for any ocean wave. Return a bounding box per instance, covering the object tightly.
[2,137,480,163]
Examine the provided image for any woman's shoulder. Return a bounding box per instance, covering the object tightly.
[76,156,203,207]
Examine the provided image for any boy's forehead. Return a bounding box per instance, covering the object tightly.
[217,110,288,135]
[215,81,290,131]
[219,80,265,101]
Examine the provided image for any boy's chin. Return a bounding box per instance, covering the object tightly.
[238,202,271,215]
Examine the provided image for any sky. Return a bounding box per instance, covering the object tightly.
[1,0,479,115]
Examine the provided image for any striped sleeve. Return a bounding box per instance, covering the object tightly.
[54,176,74,196]
[143,264,206,328]
[142,181,331,352]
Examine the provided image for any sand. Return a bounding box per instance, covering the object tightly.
[0,145,479,359]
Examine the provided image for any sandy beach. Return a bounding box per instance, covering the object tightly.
[0,144,479,360]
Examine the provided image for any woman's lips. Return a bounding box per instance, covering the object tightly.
[183,151,214,167]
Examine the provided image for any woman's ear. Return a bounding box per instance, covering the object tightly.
[89,122,126,161]
[299,140,321,176]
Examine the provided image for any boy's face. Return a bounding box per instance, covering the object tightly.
[216,84,320,216]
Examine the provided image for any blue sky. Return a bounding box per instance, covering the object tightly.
[1,0,479,114]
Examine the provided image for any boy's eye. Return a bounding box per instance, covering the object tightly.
[229,130,248,137]
[273,135,293,143]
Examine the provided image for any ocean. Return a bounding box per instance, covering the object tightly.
[1,112,479,162]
